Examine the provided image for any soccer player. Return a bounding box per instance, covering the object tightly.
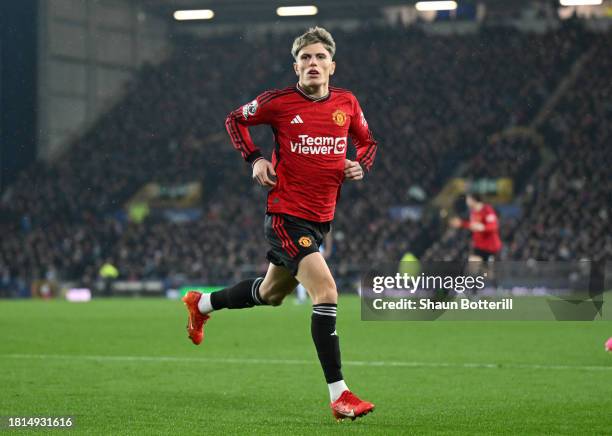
[182,27,377,421]
[449,193,502,263]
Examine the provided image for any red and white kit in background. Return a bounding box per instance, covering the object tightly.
[225,85,378,222]
[461,203,502,254]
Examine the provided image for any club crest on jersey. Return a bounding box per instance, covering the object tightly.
[242,99,258,119]
[332,109,347,127]
[298,236,312,248]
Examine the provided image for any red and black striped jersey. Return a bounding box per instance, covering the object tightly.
[225,84,378,222]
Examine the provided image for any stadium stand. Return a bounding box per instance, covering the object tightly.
[424,27,611,262]
[504,30,612,262]
[0,22,608,294]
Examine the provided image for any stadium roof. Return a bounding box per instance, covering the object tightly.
[141,0,536,25]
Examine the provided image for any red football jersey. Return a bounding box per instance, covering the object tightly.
[461,204,502,253]
[225,85,378,222]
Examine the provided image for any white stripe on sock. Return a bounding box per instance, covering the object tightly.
[313,307,336,313]
[313,310,336,317]
[251,277,264,305]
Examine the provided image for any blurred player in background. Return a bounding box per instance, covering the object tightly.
[182,27,377,420]
[450,193,502,280]
[295,231,333,304]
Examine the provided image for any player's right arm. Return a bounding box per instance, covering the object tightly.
[458,207,498,232]
[225,91,278,187]
[449,217,483,232]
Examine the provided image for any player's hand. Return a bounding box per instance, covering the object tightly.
[469,222,485,232]
[449,217,462,228]
[252,158,277,187]
[344,159,363,181]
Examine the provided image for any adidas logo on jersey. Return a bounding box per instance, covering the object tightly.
[290,115,304,124]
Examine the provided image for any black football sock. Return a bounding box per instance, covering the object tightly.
[210,278,268,310]
[311,303,343,383]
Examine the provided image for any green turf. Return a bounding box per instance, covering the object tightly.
[1,296,611,435]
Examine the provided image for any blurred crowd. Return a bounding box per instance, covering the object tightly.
[425,29,611,262]
[505,30,612,262]
[0,22,607,295]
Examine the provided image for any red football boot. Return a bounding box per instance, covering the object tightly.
[182,291,210,345]
[330,390,375,421]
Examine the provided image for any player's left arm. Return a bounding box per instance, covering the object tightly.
[347,95,378,178]
[482,210,499,232]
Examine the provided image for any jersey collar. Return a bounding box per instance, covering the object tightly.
[295,83,331,102]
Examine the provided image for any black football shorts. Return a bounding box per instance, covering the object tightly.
[264,213,331,276]
[472,247,499,262]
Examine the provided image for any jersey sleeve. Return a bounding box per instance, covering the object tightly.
[225,91,277,164]
[349,94,378,172]
[482,207,499,232]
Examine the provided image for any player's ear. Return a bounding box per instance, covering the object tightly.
[330,61,336,76]
[293,62,299,76]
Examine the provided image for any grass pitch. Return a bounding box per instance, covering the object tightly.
[1,296,611,435]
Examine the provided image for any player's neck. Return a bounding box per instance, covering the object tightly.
[297,82,329,100]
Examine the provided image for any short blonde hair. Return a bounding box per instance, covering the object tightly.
[291,27,336,59]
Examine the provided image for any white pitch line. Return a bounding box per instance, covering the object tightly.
[2,354,612,372]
